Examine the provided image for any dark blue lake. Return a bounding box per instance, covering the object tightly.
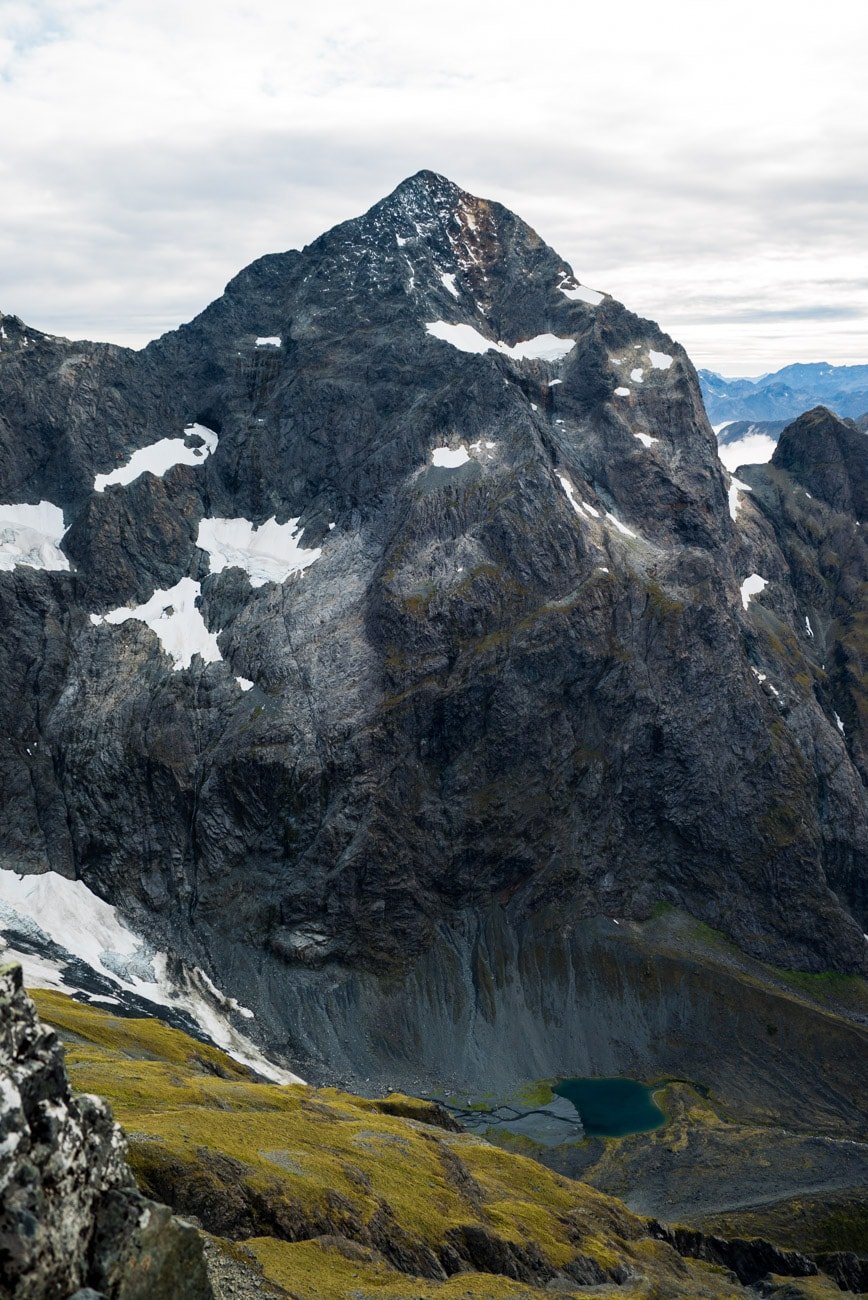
[553,1077,666,1137]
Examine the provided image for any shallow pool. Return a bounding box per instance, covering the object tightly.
[553,1076,666,1137]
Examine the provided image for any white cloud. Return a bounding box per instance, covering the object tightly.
[0,0,866,372]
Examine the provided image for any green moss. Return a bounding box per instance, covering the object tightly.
[31,991,253,1079]
[645,580,684,621]
[768,966,868,1013]
[243,1237,539,1297]
[684,916,740,955]
[645,900,673,922]
[759,800,802,850]
[702,1192,868,1257]
[515,1079,556,1106]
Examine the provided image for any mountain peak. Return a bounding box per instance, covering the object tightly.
[772,405,868,517]
[378,169,467,219]
[362,169,492,258]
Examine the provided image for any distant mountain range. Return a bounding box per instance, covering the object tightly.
[700,362,868,424]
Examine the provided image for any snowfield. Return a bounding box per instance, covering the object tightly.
[197,515,322,587]
[0,868,302,1083]
[0,501,69,572]
[94,424,218,492]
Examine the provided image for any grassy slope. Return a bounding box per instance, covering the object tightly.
[33,989,749,1299]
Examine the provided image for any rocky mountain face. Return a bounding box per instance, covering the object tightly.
[701,362,868,424]
[770,407,867,520]
[0,963,212,1299]
[738,408,868,921]
[0,170,865,1087]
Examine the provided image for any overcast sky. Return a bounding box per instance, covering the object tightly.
[1,0,866,374]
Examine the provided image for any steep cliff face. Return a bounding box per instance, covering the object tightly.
[0,963,212,1299]
[738,408,868,921]
[0,172,865,1085]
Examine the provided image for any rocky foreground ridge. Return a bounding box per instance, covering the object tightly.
[0,170,865,1086]
[3,967,864,1298]
[0,963,212,1299]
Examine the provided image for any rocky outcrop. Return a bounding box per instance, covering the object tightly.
[739,408,868,897]
[648,1220,820,1287]
[649,1220,868,1294]
[0,963,212,1299]
[770,406,868,519]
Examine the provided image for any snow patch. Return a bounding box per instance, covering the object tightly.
[805,616,814,638]
[0,869,302,1084]
[630,368,644,383]
[425,321,574,362]
[559,281,604,306]
[606,512,638,539]
[94,424,218,492]
[740,573,768,611]
[649,350,673,370]
[0,501,69,572]
[751,666,780,697]
[197,516,322,588]
[505,333,576,362]
[91,577,221,671]
[835,712,845,735]
[614,387,630,397]
[425,321,490,354]
[439,272,459,299]
[557,474,599,519]
[236,677,254,691]
[728,476,752,520]
[255,336,281,347]
[432,445,470,468]
[634,432,659,449]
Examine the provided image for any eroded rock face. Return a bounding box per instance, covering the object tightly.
[0,964,212,1299]
[0,171,865,1084]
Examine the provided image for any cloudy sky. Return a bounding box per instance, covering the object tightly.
[1,0,865,374]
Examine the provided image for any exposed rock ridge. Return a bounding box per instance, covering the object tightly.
[649,1219,868,1293]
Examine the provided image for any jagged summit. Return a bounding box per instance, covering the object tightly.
[772,405,868,518]
[376,167,467,218]
[296,171,609,336]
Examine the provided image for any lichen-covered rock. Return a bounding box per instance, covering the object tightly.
[0,964,212,1299]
